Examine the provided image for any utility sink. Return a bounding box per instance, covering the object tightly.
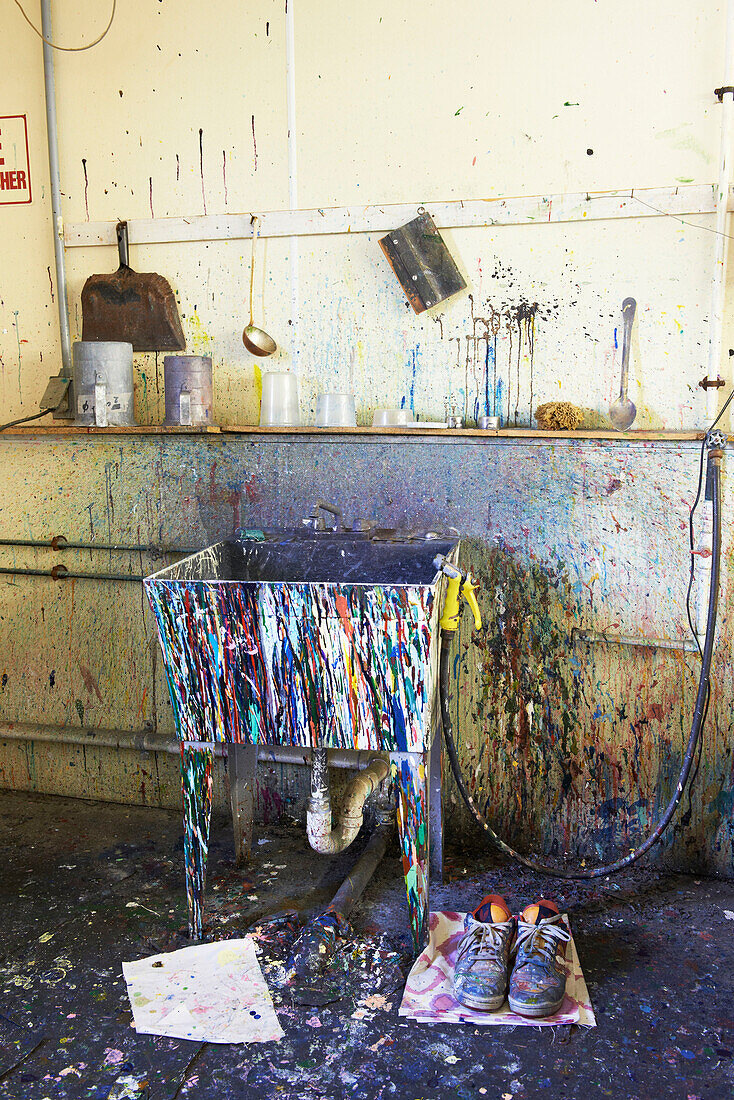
[144,530,459,951]
[145,533,457,752]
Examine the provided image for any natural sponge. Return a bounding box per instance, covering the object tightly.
[535,401,584,431]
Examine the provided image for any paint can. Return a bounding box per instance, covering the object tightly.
[164,355,214,426]
[478,415,501,430]
[72,341,135,427]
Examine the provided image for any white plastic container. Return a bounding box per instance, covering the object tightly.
[372,407,414,427]
[259,372,299,427]
[315,392,357,427]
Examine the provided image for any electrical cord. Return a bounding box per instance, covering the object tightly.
[12,0,116,52]
[0,408,53,432]
[441,435,725,879]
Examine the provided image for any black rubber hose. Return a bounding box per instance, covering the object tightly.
[440,452,722,880]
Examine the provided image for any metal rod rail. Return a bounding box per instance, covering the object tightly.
[0,537,198,555]
[572,627,699,654]
[0,723,373,770]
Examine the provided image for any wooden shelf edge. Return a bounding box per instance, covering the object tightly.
[0,424,705,441]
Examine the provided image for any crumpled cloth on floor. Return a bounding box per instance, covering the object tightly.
[123,937,283,1043]
[399,911,596,1027]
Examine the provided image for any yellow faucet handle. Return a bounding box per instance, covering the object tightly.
[439,573,462,632]
[461,574,482,630]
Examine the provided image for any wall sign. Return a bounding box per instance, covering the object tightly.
[0,115,32,205]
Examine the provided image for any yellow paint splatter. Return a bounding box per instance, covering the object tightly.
[187,311,213,354]
[253,363,263,403]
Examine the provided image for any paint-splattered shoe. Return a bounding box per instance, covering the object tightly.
[508,900,571,1018]
[453,895,516,1011]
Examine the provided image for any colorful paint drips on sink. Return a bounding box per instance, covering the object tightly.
[145,579,438,752]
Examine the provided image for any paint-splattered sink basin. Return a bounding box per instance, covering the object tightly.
[145,534,457,751]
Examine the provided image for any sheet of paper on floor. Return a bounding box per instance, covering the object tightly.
[123,936,283,1043]
[399,911,596,1027]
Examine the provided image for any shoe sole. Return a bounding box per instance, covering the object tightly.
[454,991,506,1012]
[507,995,564,1018]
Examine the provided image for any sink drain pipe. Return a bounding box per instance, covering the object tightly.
[306,746,390,855]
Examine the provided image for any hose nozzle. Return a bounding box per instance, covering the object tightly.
[434,555,483,632]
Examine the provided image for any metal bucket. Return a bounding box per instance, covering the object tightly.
[164,355,213,426]
[72,341,135,427]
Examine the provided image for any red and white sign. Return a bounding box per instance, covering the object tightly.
[0,115,31,205]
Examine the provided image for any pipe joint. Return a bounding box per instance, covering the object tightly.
[306,752,390,856]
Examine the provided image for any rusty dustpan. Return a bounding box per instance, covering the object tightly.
[81,221,186,351]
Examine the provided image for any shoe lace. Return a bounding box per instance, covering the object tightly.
[514,913,570,966]
[457,917,513,965]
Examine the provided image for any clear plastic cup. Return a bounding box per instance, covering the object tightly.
[372,407,414,427]
[259,371,300,426]
[315,392,357,427]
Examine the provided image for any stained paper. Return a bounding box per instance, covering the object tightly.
[123,937,283,1044]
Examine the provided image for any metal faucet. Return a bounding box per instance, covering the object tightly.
[302,501,343,532]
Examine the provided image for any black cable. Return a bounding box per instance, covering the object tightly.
[441,450,723,879]
[680,386,734,820]
[0,408,52,432]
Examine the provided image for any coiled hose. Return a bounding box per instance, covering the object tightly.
[440,447,723,880]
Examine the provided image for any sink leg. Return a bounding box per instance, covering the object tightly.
[393,752,430,954]
[428,725,444,885]
[181,745,213,940]
[228,743,258,866]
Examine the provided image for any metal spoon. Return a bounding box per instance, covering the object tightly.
[243,216,277,357]
[609,297,637,431]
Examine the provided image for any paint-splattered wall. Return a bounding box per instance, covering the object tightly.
[0,434,731,877]
[0,4,733,875]
[0,1,732,427]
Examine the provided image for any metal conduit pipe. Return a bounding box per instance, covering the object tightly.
[306,746,390,855]
[0,723,377,771]
[41,0,72,376]
[0,537,199,555]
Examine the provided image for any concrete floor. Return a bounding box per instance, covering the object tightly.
[1,791,733,1100]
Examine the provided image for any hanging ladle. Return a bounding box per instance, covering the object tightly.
[243,215,277,357]
[609,297,637,431]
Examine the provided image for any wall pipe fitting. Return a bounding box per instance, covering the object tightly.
[306,746,390,855]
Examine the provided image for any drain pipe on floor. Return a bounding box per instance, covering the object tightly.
[306,746,390,855]
[290,799,396,996]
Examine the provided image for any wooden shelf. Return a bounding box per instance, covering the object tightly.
[0,424,705,441]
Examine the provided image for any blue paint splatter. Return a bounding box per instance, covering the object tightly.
[494,377,503,418]
[409,347,419,413]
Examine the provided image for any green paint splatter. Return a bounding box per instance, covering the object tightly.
[75,699,84,723]
[454,107,464,116]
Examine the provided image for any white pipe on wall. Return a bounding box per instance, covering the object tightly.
[706,0,734,422]
[40,0,71,376]
[285,0,300,369]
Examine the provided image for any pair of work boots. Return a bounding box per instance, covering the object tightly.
[453,895,571,1018]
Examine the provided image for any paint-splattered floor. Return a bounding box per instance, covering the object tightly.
[1,790,733,1100]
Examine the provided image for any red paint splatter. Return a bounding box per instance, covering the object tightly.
[79,665,103,702]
